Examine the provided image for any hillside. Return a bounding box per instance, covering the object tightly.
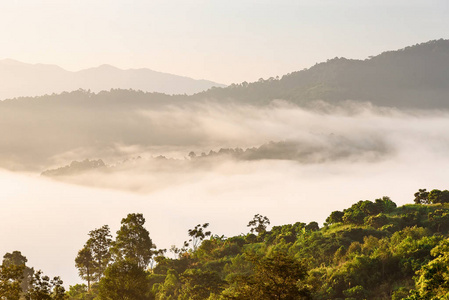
[197,39,449,108]
[2,40,449,108]
[69,189,449,299]
[0,59,225,100]
[4,188,449,299]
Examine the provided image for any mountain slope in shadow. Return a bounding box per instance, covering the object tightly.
[195,39,449,109]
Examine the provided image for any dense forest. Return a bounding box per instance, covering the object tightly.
[3,188,449,299]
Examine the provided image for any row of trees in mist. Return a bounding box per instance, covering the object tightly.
[4,188,449,299]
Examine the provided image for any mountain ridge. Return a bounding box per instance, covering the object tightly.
[2,39,448,108]
[194,39,449,108]
[0,59,226,100]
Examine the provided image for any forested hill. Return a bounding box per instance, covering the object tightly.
[4,189,449,299]
[1,39,449,110]
[1,39,449,109]
[195,39,449,109]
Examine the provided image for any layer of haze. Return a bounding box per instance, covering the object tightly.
[2,102,449,286]
[1,0,448,84]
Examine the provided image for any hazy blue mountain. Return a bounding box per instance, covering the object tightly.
[196,39,449,108]
[0,59,225,100]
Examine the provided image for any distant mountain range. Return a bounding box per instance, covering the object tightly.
[2,39,449,171]
[0,59,225,100]
[2,39,449,107]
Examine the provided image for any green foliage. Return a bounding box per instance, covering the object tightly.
[75,247,94,291]
[61,189,449,299]
[25,270,65,300]
[305,221,319,232]
[112,213,156,268]
[74,225,112,291]
[66,284,92,300]
[2,251,34,293]
[414,188,430,204]
[366,213,388,229]
[375,196,397,212]
[0,252,62,300]
[97,260,151,300]
[428,189,449,204]
[154,269,181,299]
[86,225,112,281]
[343,285,369,299]
[264,222,305,245]
[409,239,449,299]
[179,269,224,299]
[223,251,308,299]
[326,210,344,225]
[0,263,24,300]
[1,252,65,300]
[340,198,398,226]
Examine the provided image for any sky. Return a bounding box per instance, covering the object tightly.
[1,0,448,84]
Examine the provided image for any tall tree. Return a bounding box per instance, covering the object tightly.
[186,223,211,251]
[87,225,112,281]
[111,213,155,269]
[2,251,34,293]
[75,247,94,291]
[414,188,429,204]
[247,214,270,235]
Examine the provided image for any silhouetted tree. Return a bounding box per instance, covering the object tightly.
[2,251,33,293]
[186,223,211,251]
[75,247,94,292]
[247,214,270,235]
[414,188,429,204]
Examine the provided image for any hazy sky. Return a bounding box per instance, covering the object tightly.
[1,0,448,84]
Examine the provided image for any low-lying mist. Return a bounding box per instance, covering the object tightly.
[35,100,449,193]
[0,99,394,170]
[2,100,449,286]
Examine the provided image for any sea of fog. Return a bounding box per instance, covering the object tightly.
[2,101,449,286]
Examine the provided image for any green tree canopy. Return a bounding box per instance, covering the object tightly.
[112,213,155,269]
[97,260,151,300]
